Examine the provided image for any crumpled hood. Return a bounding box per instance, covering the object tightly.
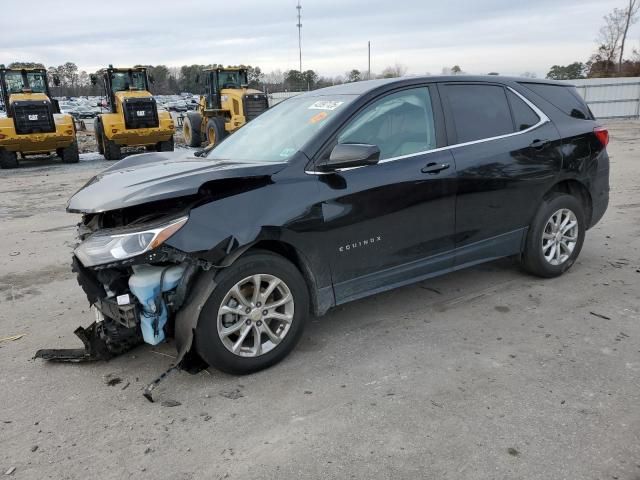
[67,150,286,213]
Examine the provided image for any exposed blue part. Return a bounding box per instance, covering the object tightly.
[128,264,186,345]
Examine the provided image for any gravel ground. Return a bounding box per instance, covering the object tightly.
[0,121,638,480]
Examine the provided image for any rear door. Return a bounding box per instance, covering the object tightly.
[439,82,562,265]
[311,85,457,304]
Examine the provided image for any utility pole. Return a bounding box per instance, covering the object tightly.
[296,1,303,73]
[368,41,371,80]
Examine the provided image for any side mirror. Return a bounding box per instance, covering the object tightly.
[195,74,200,84]
[317,143,380,172]
[52,75,61,87]
[149,74,155,84]
[90,74,97,85]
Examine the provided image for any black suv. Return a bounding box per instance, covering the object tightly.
[49,76,610,374]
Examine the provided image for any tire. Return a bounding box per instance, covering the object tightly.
[145,145,156,152]
[521,193,586,278]
[103,135,122,161]
[195,251,309,374]
[183,113,202,147]
[94,119,104,155]
[156,136,174,152]
[0,149,18,169]
[60,141,80,163]
[206,117,226,146]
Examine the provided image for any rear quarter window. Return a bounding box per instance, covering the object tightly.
[520,83,593,120]
[506,90,540,131]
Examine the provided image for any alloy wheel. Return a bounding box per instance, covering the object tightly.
[541,208,578,266]
[217,274,295,357]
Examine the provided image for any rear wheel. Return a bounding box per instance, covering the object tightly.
[94,119,104,155]
[195,251,309,374]
[0,149,18,169]
[60,141,80,163]
[183,113,202,147]
[156,136,174,152]
[521,193,585,278]
[103,135,122,161]
[206,117,226,146]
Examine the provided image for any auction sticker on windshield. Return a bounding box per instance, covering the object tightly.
[308,100,344,110]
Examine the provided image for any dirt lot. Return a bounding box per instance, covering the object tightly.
[0,121,638,480]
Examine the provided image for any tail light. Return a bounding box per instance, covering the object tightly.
[594,127,609,148]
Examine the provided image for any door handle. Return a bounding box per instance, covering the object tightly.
[421,162,450,174]
[529,139,550,150]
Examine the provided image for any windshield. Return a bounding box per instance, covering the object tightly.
[4,71,47,94]
[208,94,356,163]
[217,70,247,89]
[110,71,147,92]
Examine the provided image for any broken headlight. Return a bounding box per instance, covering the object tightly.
[74,216,188,267]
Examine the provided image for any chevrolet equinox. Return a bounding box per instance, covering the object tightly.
[37,76,610,375]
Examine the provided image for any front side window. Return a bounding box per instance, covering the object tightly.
[445,84,514,143]
[337,87,436,160]
[207,94,357,163]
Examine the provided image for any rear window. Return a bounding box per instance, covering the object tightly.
[506,90,540,131]
[520,83,592,120]
[444,84,514,143]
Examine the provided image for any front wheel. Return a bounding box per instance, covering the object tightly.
[206,118,226,147]
[521,193,585,278]
[195,251,309,374]
[183,113,202,147]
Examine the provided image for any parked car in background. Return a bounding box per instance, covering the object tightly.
[167,100,188,112]
[50,76,610,376]
[58,102,76,115]
[70,103,98,119]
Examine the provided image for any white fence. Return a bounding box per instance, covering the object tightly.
[267,91,302,107]
[566,77,640,119]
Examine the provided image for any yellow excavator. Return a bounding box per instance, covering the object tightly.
[0,65,78,169]
[91,66,174,160]
[183,67,268,147]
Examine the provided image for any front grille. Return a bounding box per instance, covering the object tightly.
[12,101,55,134]
[123,98,159,129]
[243,94,268,121]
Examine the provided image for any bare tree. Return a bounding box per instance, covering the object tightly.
[380,63,408,78]
[601,9,624,61]
[619,0,640,71]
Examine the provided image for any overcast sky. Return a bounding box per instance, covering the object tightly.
[2,0,638,78]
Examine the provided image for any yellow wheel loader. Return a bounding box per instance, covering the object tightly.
[0,65,78,169]
[183,67,268,148]
[91,66,174,161]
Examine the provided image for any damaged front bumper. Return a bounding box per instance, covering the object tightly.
[35,253,202,364]
[34,211,205,367]
[34,322,118,362]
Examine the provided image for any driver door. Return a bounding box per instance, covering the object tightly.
[312,86,457,304]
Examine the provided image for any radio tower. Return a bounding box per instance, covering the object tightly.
[296,0,303,72]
